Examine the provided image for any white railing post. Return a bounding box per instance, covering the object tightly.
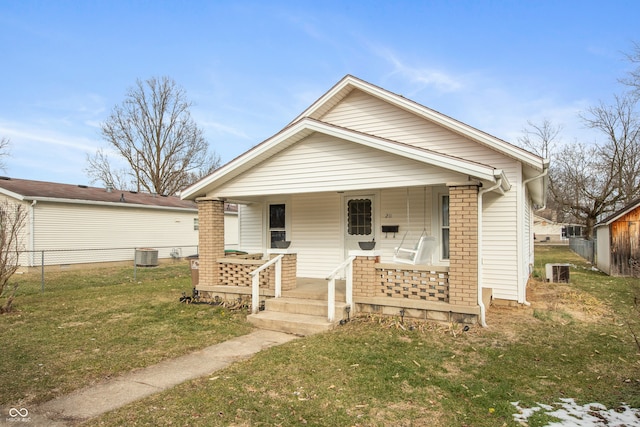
[249,254,284,315]
[251,273,260,314]
[327,278,336,322]
[326,256,356,322]
[275,256,282,298]
[346,259,353,309]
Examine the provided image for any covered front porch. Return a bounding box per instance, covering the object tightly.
[194,184,488,333]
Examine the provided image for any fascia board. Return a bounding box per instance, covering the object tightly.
[25,196,197,213]
[0,187,26,201]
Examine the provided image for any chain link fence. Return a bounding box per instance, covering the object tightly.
[569,237,596,264]
[17,245,198,292]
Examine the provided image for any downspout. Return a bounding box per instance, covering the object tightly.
[520,164,550,306]
[477,177,503,328]
[30,200,37,267]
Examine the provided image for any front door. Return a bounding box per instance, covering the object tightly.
[344,195,375,256]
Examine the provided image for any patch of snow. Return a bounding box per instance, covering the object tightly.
[511,398,640,426]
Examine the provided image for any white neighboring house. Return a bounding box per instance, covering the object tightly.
[0,177,238,269]
[533,214,584,244]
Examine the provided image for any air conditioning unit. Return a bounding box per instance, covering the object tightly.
[545,263,570,283]
[135,248,159,267]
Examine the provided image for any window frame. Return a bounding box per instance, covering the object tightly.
[268,203,287,248]
[440,193,450,260]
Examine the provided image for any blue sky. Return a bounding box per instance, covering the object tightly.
[1,0,638,186]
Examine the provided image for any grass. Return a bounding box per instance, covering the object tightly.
[86,246,640,427]
[0,261,253,406]
[2,247,640,426]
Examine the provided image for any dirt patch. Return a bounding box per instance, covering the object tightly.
[484,278,611,336]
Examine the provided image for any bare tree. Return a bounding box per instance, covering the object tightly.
[581,94,640,207]
[518,119,561,160]
[550,142,616,238]
[85,148,131,190]
[548,94,640,238]
[88,76,220,195]
[0,200,28,314]
[621,40,640,99]
[0,137,10,173]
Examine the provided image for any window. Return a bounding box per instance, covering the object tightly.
[193,218,199,231]
[347,199,372,235]
[269,204,286,247]
[441,195,450,259]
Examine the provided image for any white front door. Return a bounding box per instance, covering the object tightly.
[344,195,375,256]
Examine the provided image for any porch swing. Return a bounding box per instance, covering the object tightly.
[393,187,436,265]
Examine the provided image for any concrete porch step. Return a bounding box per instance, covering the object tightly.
[247,311,338,336]
[247,296,351,336]
[265,297,348,318]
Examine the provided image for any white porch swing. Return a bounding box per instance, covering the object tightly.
[393,187,436,265]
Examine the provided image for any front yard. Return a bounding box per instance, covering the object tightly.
[2,246,639,426]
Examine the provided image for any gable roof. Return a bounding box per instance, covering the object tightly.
[290,75,547,172]
[182,75,547,202]
[596,197,640,226]
[0,177,197,211]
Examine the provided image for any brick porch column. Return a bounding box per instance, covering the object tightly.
[268,252,298,291]
[448,184,479,306]
[195,197,225,287]
[352,254,379,298]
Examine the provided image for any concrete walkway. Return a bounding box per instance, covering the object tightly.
[24,329,296,426]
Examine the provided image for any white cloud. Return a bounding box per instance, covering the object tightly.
[0,121,99,152]
[198,119,251,140]
[370,45,464,94]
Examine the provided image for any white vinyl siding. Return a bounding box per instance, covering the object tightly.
[216,133,464,198]
[238,204,263,254]
[481,181,520,301]
[27,202,198,266]
[322,89,525,171]
[290,192,343,278]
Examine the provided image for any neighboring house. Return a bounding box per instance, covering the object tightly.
[182,75,548,328]
[533,214,584,243]
[595,198,640,277]
[0,177,238,268]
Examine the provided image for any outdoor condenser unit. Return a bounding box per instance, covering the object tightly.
[135,248,159,267]
[545,263,570,283]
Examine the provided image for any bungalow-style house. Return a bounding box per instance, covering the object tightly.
[0,177,237,269]
[182,75,548,333]
[595,198,640,277]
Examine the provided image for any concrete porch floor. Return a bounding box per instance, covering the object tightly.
[283,277,346,300]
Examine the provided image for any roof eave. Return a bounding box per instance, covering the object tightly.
[182,118,507,200]
[26,196,197,212]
